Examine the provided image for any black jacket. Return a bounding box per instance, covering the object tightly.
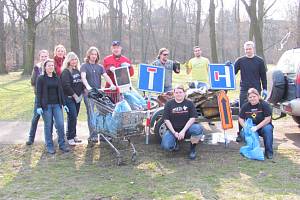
[36,73,66,109]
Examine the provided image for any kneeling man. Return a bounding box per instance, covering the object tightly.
[161,85,203,160]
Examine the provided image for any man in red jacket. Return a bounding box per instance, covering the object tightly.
[103,41,134,88]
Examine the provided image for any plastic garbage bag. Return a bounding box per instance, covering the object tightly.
[113,99,132,114]
[240,118,265,161]
[123,90,147,110]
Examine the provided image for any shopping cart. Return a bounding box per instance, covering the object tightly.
[88,88,146,165]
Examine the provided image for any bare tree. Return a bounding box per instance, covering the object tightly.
[68,0,80,56]
[194,0,201,46]
[209,0,218,62]
[0,0,7,74]
[297,0,300,46]
[241,0,265,60]
[234,0,241,57]
[8,0,63,74]
[220,0,224,61]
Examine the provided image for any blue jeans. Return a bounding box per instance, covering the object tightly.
[42,104,66,150]
[28,96,40,141]
[161,124,203,151]
[83,95,97,139]
[65,97,81,140]
[241,123,273,156]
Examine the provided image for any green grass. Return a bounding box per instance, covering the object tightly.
[0,143,299,199]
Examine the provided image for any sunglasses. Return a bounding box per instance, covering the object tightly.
[162,53,169,56]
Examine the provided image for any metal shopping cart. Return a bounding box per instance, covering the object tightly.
[87,88,146,165]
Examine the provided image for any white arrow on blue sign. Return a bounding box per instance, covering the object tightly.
[208,63,236,90]
[138,64,165,93]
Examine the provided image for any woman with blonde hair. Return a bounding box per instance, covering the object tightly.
[54,44,66,76]
[61,52,84,145]
[80,46,116,143]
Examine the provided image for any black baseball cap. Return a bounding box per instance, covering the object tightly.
[112,40,120,46]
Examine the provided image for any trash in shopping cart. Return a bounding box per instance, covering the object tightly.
[123,90,147,110]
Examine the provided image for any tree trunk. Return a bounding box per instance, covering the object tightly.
[195,0,201,46]
[209,0,218,62]
[297,0,300,47]
[140,0,145,62]
[241,0,265,60]
[69,0,80,56]
[23,0,37,75]
[109,0,118,41]
[117,0,122,42]
[0,0,7,74]
[235,0,241,57]
[220,0,224,61]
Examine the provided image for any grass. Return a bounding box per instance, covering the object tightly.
[0,141,299,199]
[0,65,300,199]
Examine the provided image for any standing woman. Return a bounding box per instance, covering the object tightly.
[54,44,66,76]
[36,59,70,154]
[26,49,49,145]
[61,52,84,146]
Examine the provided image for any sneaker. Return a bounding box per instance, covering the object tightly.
[26,140,33,145]
[173,142,180,151]
[236,135,243,143]
[47,147,56,154]
[266,152,273,159]
[189,149,196,160]
[59,146,70,153]
[68,139,76,146]
[74,137,82,143]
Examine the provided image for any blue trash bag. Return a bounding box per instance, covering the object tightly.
[123,90,147,110]
[113,99,132,114]
[104,113,118,135]
[94,112,105,132]
[240,118,265,161]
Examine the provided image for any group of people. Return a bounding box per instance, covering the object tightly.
[26,40,274,160]
[159,41,273,160]
[26,41,133,154]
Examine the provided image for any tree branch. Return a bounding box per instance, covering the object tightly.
[36,0,64,26]
[8,0,27,21]
[263,0,277,17]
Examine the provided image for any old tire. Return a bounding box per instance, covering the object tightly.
[153,117,167,141]
[268,70,286,104]
[292,116,300,125]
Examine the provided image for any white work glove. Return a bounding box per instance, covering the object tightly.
[110,66,116,72]
[110,84,117,90]
[250,126,257,132]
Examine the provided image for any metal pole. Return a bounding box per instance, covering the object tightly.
[145,92,151,144]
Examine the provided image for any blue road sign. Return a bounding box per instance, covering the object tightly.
[138,64,165,93]
[208,64,235,90]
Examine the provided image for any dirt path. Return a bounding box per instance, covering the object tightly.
[0,118,299,150]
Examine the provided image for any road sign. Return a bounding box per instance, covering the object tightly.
[218,90,233,130]
[138,64,165,93]
[208,64,235,90]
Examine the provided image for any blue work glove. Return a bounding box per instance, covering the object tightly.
[63,105,69,113]
[261,89,268,99]
[36,108,43,115]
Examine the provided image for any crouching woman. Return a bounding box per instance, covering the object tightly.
[238,88,274,159]
[36,59,69,154]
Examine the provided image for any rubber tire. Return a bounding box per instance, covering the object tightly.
[292,116,300,125]
[268,70,286,104]
[153,117,167,141]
